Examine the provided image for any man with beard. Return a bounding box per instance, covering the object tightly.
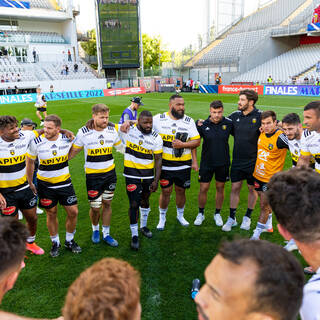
[69,104,122,247]
[119,111,163,250]
[195,239,304,320]
[222,89,262,232]
[153,95,200,230]
[26,115,81,257]
[119,97,144,124]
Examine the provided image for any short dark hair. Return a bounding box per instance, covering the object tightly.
[267,167,320,242]
[0,115,18,130]
[139,110,152,119]
[210,100,223,109]
[304,101,320,117]
[282,113,301,125]
[169,94,183,102]
[45,114,62,127]
[261,110,276,121]
[0,218,28,278]
[219,239,304,320]
[92,104,109,114]
[239,89,258,106]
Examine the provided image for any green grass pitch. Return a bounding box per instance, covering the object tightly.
[0,93,314,319]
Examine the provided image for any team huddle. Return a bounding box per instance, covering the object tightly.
[0,91,320,257]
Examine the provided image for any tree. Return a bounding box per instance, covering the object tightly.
[81,29,97,57]
[142,34,170,69]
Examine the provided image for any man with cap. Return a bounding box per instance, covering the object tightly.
[119,97,144,124]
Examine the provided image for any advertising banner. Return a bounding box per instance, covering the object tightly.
[103,87,146,96]
[218,85,264,95]
[264,85,320,97]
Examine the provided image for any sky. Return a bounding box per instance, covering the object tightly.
[75,0,266,51]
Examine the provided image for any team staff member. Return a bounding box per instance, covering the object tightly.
[267,167,320,320]
[153,95,200,230]
[250,111,288,240]
[193,100,233,227]
[26,115,81,258]
[69,104,122,247]
[119,97,144,124]
[119,111,163,250]
[222,89,262,232]
[34,87,47,127]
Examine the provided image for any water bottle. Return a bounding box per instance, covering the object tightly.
[191,278,200,300]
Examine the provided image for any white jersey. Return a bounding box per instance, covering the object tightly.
[300,268,320,320]
[28,133,72,188]
[120,125,163,180]
[301,130,320,174]
[153,112,200,171]
[35,93,46,108]
[0,130,37,193]
[73,125,121,175]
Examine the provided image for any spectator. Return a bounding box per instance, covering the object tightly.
[84,66,88,73]
[195,239,304,320]
[14,86,19,94]
[3,48,8,56]
[5,74,9,82]
[63,258,141,320]
[304,76,309,84]
[16,74,21,82]
[316,77,320,86]
[73,63,78,72]
[65,65,69,75]
[7,87,12,95]
[50,85,54,92]
[267,167,320,320]
[1,75,4,83]
[32,48,37,63]
[11,73,16,82]
[310,75,315,85]
[67,49,72,62]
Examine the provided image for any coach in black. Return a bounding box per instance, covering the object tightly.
[193,100,233,227]
[222,89,262,232]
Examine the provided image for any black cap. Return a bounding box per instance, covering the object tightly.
[131,97,144,106]
[20,118,37,128]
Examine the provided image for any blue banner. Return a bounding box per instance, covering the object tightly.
[0,0,30,9]
[200,85,219,94]
[264,85,320,97]
[0,89,104,105]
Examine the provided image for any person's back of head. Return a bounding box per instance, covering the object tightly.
[63,258,141,320]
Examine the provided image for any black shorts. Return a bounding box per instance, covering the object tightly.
[38,181,77,209]
[86,170,117,201]
[160,168,191,189]
[230,165,255,185]
[37,107,46,112]
[1,187,37,217]
[126,177,153,207]
[254,178,268,192]
[199,165,230,183]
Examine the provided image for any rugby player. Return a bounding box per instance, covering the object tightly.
[281,113,314,251]
[153,95,200,230]
[69,104,121,247]
[193,100,233,226]
[195,239,304,320]
[34,88,47,127]
[267,167,320,320]
[26,115,81,257]
[119,111,162,250]
[250,111,288,240]
[119,97,143,124]
[222,89,262,232]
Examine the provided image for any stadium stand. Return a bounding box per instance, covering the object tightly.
[232,43,320,83]
[29,0,54,9]
[0,31,66,44]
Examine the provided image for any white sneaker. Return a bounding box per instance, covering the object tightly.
[250,229,261,240]
[40,121,44,126]
[240,216,251,230]
[214,214,223,226]
[194,213,205,226]
[18,210,23,220]
[222,217,237,232]
[36,207,43,214]
[284,239,298,252]
[177,215,189,227]
[157,215,166,231]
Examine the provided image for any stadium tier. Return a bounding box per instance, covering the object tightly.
[232,43,320,83]
[0,31,66,44]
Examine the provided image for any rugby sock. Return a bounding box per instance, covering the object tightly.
[130,223,138,237]
[66,232,74,242]
[266,214,273,229]
[215,209,221,215]
[50,234,60,245]
[245,208,253,218]
[199,208,204,215]
[140,207,150,228]
[177,206,185,218]
[27,235,36,244]
[92,224,99,232]
[159,207,168,215]
[229,208,237,220]
[102,226,110,238]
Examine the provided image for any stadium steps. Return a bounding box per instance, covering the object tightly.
[40,67,54,80]
[296,65,316,78]
[280,0,313,26]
